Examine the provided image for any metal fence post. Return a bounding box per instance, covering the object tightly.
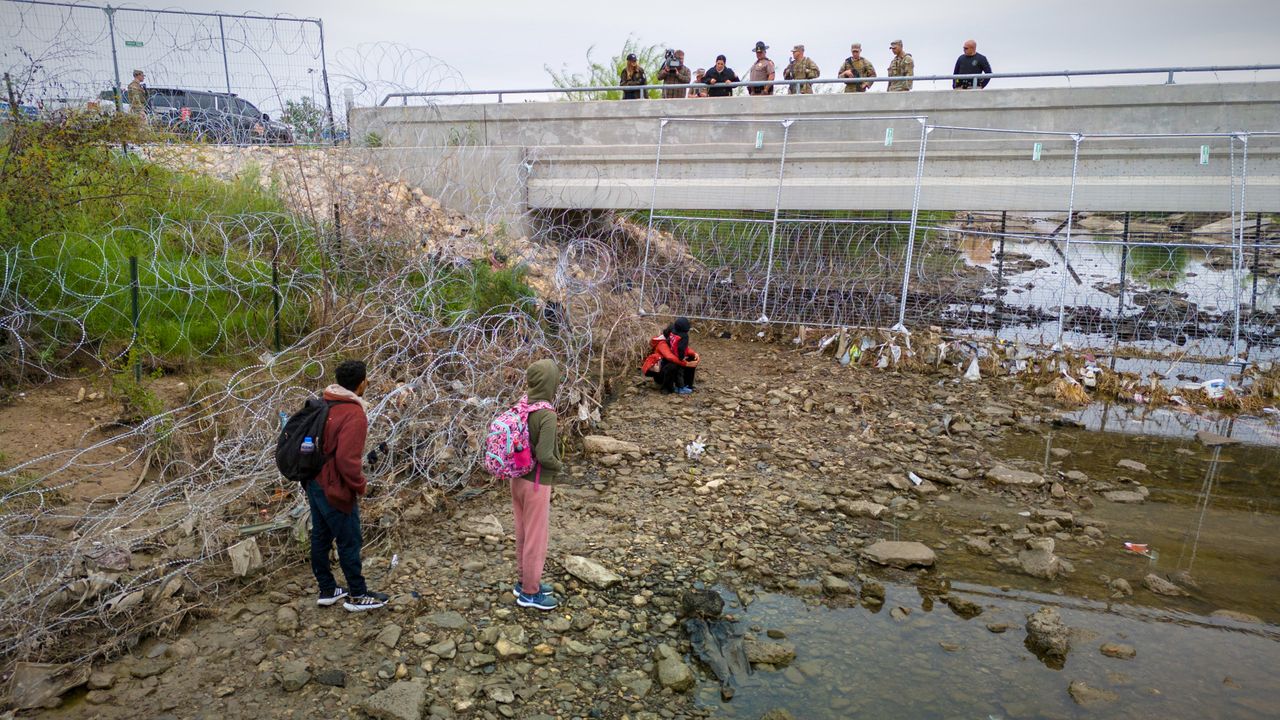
[1054,135,1083,347]
[3,73,19,121]
[896,118,930,330]
[217,15,232,94]
[317,19,337,144]
[271,257,282,353]
[1231,134,1248,359]
[1112,212,1131,370]
[639,118,666,316]
[760,119,793,323]
[103,5,124,113]
[129,255,141,382]
[995,210,1007,334]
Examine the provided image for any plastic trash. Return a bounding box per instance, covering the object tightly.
[1201,379,1226,399]
[1123,542,1154,558]
[908,471,925,487]
[963,357,981,382]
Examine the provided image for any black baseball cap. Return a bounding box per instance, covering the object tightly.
[626,53,637,61]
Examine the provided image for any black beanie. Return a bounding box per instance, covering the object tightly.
[673,317,691,333]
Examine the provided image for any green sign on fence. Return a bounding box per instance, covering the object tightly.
[124,40,144,47]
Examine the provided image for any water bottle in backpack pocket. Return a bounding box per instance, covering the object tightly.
[276,397,333,483]
[483,396,554,480]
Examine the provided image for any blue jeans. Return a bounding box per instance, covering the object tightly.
[305,480,367,596]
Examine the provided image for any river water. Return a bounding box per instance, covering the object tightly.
[698,408,1280,718]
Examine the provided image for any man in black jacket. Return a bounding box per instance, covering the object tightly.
[703,55,739,98]
[953,40,992,89]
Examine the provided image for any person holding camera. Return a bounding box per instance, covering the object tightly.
[703,55,739,98]
[657,49,692,99]
[620,53,648,100]
[746,41,775,95]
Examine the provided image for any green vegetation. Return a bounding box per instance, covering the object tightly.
[1,113,319,366]
[411,260,536,324]
[545,36,666,101]
[281,97,326,142]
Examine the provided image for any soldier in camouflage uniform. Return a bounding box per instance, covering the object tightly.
[782,44,820,94]
[886,40,913,91]
[838,44,876,92]
[126,69,147,113]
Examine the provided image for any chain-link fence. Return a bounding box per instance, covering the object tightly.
[640,119,1280,363]
[1,0,334,143]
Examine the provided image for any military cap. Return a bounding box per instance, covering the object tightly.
[753,41,768,52]
[792,44,805,52]
[850,43,862,51]
[890,39,903,46]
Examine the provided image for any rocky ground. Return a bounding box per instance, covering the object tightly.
[23,332,1265,720]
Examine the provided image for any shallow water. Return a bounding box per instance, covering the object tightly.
[699,413,1280,718]
[699,584,1279,719]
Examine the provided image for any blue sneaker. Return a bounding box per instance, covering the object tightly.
[516,591,560,610]
[512,581,553,598]
[675,386,693,395]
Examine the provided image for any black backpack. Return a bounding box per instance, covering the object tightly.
[276,398,333,483]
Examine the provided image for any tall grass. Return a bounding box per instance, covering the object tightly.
[2,114,320,366]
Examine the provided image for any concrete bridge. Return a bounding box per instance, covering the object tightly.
[350,81,1280,234]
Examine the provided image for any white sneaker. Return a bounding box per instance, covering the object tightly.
[317,587,348,607]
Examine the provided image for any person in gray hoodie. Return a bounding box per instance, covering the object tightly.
[511,358,564,610]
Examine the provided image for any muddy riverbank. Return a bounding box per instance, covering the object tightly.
[28,335,1278,720]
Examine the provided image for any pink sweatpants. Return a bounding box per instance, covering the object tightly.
[510,476,551,593]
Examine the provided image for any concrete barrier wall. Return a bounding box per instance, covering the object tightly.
[351,82,1280,217]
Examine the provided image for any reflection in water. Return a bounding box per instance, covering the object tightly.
[1127,245,1188,288]
[702,583,1280,720]
[960,234,993,265]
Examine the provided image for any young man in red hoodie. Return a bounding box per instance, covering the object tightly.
[308,359,388,612]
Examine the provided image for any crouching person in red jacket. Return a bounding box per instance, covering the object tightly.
[309,359,389,612]
[641,316,700,394]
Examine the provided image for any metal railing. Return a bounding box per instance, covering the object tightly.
[380,63,1280,105]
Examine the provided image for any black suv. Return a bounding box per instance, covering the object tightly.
[142,88,293,144]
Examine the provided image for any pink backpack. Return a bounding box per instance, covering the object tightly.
[483,395,554,481]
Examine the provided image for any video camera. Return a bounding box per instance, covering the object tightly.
[664,49,682,69]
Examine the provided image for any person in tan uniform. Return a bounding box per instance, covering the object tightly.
[782,44,820,94]
[838,44,877,92]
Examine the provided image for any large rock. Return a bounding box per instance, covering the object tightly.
[744,637,797,667]
[838,499,887,519]
[361,680,429,720]
[1195,430,1240,447]
[582,435,641,455]
[986,466,1045,487]
[653,644,695,692]
[1116,459,1149,473]
[278,660,311,692]
[9,662,91,710]
[1210,609,1262,624]
[1142,573,1189,597]
[562,555,622,588]
[1018,538,1063,580]
[861,540,936,569]
[1068,680,1118,707]
[680,589,724,619]
[1025,606,1071,661]
[1103,490,1146,504]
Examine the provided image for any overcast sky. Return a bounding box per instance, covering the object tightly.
[6,0,1278,107]
[175,0,1279,96]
